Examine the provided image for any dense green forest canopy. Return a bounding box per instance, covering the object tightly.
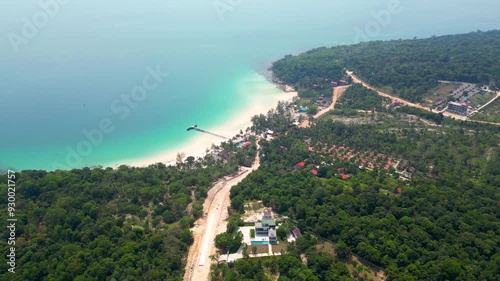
[229,112,500,280]
[211,239,356,281]
[272,30,500,102]
[337,84,387,111]
[2,28,500,278]
[0,147,249,281]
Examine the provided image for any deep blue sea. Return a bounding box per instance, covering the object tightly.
[1,0,499,171]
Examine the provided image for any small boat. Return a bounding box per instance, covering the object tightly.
[186,124,198,131]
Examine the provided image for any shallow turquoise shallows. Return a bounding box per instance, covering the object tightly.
[1,0,499,171]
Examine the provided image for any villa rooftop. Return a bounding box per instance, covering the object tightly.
[262,219,276,226]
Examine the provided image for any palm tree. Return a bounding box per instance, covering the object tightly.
[209,253,220,263]
[251,246,257,256]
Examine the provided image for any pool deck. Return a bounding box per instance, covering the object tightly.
[218,226,297,263]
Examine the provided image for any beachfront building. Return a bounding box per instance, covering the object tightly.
[447,101,468,116]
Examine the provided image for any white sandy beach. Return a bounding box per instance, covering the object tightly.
[110,81,297,168]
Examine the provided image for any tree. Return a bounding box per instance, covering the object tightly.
[180,229,194,246]
[176,152,186,164]
[215,231,243,253]
[2,152,245,280]
[277,227,288,241]
[185,156,196,168]
[336,240,352,259]
[307,105,319,115]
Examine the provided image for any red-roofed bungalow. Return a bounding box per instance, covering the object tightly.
[292,227,303,238]
[310,169,318,176]
[341,173,350,180]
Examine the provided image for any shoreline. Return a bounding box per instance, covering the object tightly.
[109,75,297,168]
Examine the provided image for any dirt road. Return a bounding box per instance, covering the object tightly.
[347,70,500,126]
[472,91,499,113]
[184,141,261,281]
[299,86,349,128]
[346,70,468,118]
[314,85,349,119]
[346,71,448,111]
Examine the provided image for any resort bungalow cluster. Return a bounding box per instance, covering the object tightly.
[448,82,481,102]
[312,79,349,89]
[329,79,349,87]
[435,80,494,114]
[210,149,231,162]
[262,129,279,140]
[236,140,252,148]
[313,94,333,108]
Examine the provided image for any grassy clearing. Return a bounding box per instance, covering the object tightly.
[244,244,269,255]
[314,239,387,281]
[471,98,500,123]
[271,243,288,254]
[468,91,497,108]
[421,83,459,107]
[244,200,264,211]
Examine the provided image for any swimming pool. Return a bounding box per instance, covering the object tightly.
[251,240,269,245]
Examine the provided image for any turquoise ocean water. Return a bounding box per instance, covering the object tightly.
[1,0,499,171]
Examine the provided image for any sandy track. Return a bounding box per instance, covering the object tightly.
[314,85,349,119]
[472,91,499,113]
[346,70,500,126]
[298,119,310,128]
[184,141,261,281]
[299,86,349,128]
[346,70,441,112]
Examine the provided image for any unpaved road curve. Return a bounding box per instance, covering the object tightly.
[184,141,261,281]
[314,85,349,119]
[346,70,500,126]
[300,86,349,128]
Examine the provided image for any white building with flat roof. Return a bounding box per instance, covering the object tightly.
[447,101,468,116]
